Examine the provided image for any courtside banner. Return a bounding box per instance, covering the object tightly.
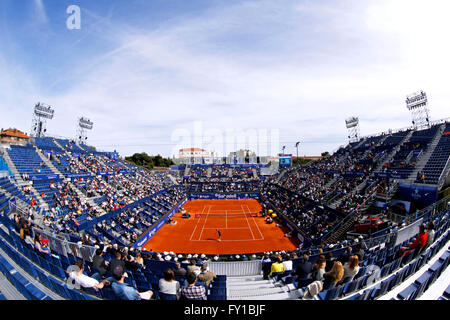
[189,192,260,200]
[119,170,134,174]
[66,172,93,179]
[98,171,115,176]
[374,172,406,179]
[30,174,60,181]
[343,171,365,177]
[132,197,189,248]
[190,164,268,168]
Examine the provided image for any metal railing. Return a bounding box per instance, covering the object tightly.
[206,260,262,276]
[437,155,450,188]
[32,226,97,262]
[387,195,450,225]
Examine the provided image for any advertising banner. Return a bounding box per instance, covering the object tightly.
[189,192,260,200]
[398,184,438,207]
[67,172,93,179]
[30,174,60,182]
[374,172,406,179]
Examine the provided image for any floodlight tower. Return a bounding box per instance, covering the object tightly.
[295,141,300,158]
[345,117,360,143]
[77,117,94,145]
[31,103,55,138]
[406,91,430,129]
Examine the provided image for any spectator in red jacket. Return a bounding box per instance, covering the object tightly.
[399,224,428,258]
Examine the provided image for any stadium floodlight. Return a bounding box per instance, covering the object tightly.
[345,117,360,143]
[295,141,300,158]
[406,90,430,129]
[31,103,55,138]
[34,103,54,119]
[79,117,94,130]
[76,117,94,145]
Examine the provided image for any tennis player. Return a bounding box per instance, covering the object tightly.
[216,229,222,242]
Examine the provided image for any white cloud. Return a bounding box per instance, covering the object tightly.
[33,0,48,24]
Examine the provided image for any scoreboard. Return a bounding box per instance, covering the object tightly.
[278,154,292,168]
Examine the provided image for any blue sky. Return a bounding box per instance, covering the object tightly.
[1,0,449,157]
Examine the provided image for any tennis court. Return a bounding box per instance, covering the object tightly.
[142,199,299,255]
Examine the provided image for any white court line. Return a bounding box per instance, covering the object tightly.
[204,212,245,215]
[203,227,249,230]
[190,239,259,242]
[241,205,256,240]
[246,204,264,240]
[189,205,206,241]
[197,205,210,241]
[207,209,243,213]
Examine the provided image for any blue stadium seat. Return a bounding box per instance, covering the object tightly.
[159,292,177,300]
[397,283,419,300]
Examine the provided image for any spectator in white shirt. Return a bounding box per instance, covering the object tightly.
[159,269,180,298]
[282,254,293,271]
[68,260,110,290]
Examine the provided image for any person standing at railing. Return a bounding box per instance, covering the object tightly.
[426,221,435,248]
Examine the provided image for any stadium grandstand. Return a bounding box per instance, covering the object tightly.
[0,110,449,301]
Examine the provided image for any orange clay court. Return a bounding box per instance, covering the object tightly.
[143,199,299,255]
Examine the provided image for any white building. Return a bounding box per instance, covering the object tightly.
[178,148,216,159]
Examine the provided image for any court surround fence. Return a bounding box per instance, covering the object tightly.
[206,260,262,277]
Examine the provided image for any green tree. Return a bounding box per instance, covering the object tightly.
[125,152,174,170]
[292,158,313,167]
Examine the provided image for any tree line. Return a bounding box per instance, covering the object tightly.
[125,152,174,170]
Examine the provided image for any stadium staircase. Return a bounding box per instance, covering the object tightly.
[353,137,368,150]
[183,165,191,177]
[329,130,415,211]
[33,146,61,175]
[0,148,25,186]
[70,181,106,216]
[404,124,445,185]
[206,167,212,178]
[0,180,44,227]
[52,138,122,196]
[322,212,360,245]
[373,130,414,172]
[375,181,399,202]
[167,173,179,185]
[253,169,258,179]
[275,168,288,183]
[419,123,450,188]
[324,175,339,189]
[33,145,107,216]
[226,275,301,300]
[324,180,378,244]
[437,159,450,190]
[0,148,48,213]
[376,135,389,148]
[327,174,374,210]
